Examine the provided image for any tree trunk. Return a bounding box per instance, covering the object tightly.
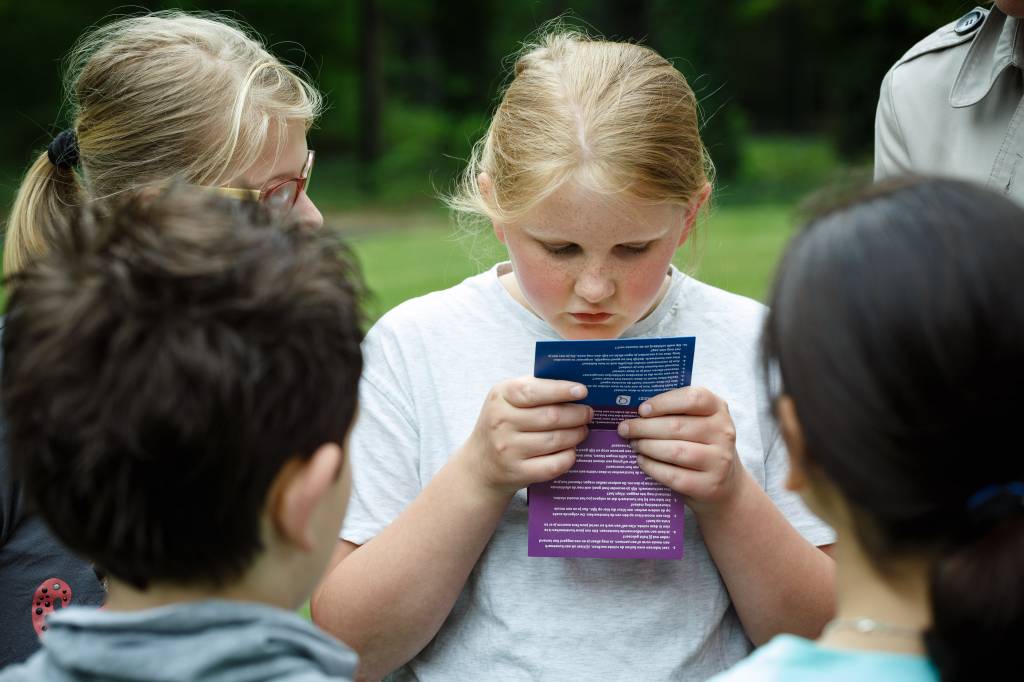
[358,0,382,193]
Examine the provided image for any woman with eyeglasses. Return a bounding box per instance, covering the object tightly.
[0,10,322,667]
[3,10,322,276]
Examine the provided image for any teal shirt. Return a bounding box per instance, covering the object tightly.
[709,634,938,682]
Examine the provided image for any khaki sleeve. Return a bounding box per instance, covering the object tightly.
[874,67,912,180]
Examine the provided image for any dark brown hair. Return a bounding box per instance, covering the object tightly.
[763,177,1024,681]
[2,185,364,590]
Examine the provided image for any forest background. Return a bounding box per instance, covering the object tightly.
[0,0,977,315]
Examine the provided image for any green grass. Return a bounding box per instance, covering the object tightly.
[681,203,796,300]
[345,202,799,320]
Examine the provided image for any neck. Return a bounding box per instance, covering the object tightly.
[104,541,310,613]
[104,579,282,612]
[820,529,932,655]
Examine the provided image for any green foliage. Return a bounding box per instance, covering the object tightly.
[719,134,850,205]
[2,0,973,204]
[374,107,485,202]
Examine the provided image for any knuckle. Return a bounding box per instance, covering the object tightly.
[550,452,573,478]
[673,443,688,463]
[671,417,688,438]
[721,425,737,444]
[515,380,534,405]
[706,479,723,500]
[544,405,560,428]
[668,469,688,492]
[697,387,719,413]
[494,438,512,457]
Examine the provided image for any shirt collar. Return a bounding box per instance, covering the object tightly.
[951,6,1023,108]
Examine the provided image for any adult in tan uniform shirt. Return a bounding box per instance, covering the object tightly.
[875,2,1024,203]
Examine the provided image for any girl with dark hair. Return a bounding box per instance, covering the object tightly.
[712,177,1024,682]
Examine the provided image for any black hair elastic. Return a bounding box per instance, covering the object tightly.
[47,129,79,169]
[966,481,1024,526]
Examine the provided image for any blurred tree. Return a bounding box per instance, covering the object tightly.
[358,0,382,192]
[0,0,978,207]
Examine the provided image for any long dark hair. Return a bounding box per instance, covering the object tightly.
[762,177,1024,681]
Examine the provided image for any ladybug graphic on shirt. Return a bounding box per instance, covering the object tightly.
[31,578,72,637]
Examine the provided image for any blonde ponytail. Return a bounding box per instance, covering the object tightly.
[5,152,82,274]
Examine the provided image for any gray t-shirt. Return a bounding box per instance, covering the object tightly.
[341,264,834,681]
[0,600,358,681]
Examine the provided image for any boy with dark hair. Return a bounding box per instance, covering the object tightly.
[0,187,363,681]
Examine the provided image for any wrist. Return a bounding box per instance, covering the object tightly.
[449,442,516,508]
[689,465,757,525]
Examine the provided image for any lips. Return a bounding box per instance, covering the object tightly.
[570,312,612,324]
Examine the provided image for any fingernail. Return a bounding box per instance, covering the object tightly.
[639,403,652,417]
[618,421,629,436]
[570,385,586,398]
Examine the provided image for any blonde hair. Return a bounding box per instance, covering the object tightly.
[448,31,712,227]
[4,11,323,274]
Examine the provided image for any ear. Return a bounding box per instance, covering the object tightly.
[678,182,712,246]
[776,395,809,493]
[270,443,343,552]
[478,172,507,244]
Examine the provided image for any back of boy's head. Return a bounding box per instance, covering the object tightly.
[449,29,710,226]
[762,176,1024,682]
[2,185,364,591]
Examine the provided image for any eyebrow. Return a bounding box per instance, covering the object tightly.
[523,226,671,243]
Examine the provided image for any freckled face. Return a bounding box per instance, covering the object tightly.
[495,184,690,340]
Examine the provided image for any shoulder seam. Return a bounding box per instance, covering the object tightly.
[892,10,986,68]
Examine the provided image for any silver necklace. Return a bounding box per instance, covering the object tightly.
[823,617,921,638]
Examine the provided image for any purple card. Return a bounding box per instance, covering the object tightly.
[528,337,694,559]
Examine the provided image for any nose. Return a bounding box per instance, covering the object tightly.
[293,192,324,230]
[574,264,615,304]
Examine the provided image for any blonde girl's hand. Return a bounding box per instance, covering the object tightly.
[617,386,749,516]
[459,377,593,498]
